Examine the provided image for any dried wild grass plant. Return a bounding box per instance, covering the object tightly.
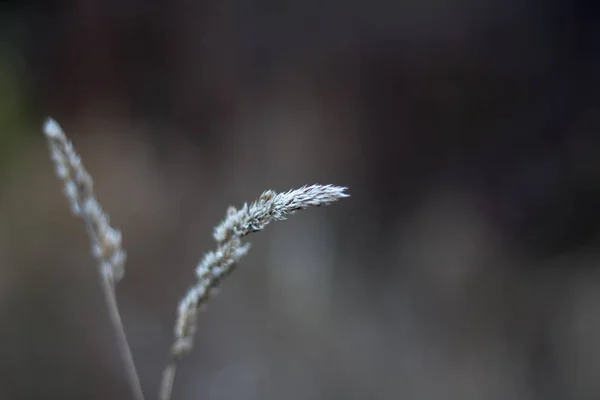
[43,118,349,400]
[43,118,143,400]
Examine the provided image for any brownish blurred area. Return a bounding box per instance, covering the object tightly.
[1,0,600,399]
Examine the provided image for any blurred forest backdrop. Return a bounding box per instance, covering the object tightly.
[2,0,600,399]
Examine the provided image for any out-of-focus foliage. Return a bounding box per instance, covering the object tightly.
[0,43,30,180]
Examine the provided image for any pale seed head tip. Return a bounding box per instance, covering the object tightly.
[43,117,63,138]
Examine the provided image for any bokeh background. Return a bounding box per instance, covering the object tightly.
[2,0,600,399]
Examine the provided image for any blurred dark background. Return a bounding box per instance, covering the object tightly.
[2,0,600,399]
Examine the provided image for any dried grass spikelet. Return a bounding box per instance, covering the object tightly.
[172,184,349,357]
[43,118,126,282]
